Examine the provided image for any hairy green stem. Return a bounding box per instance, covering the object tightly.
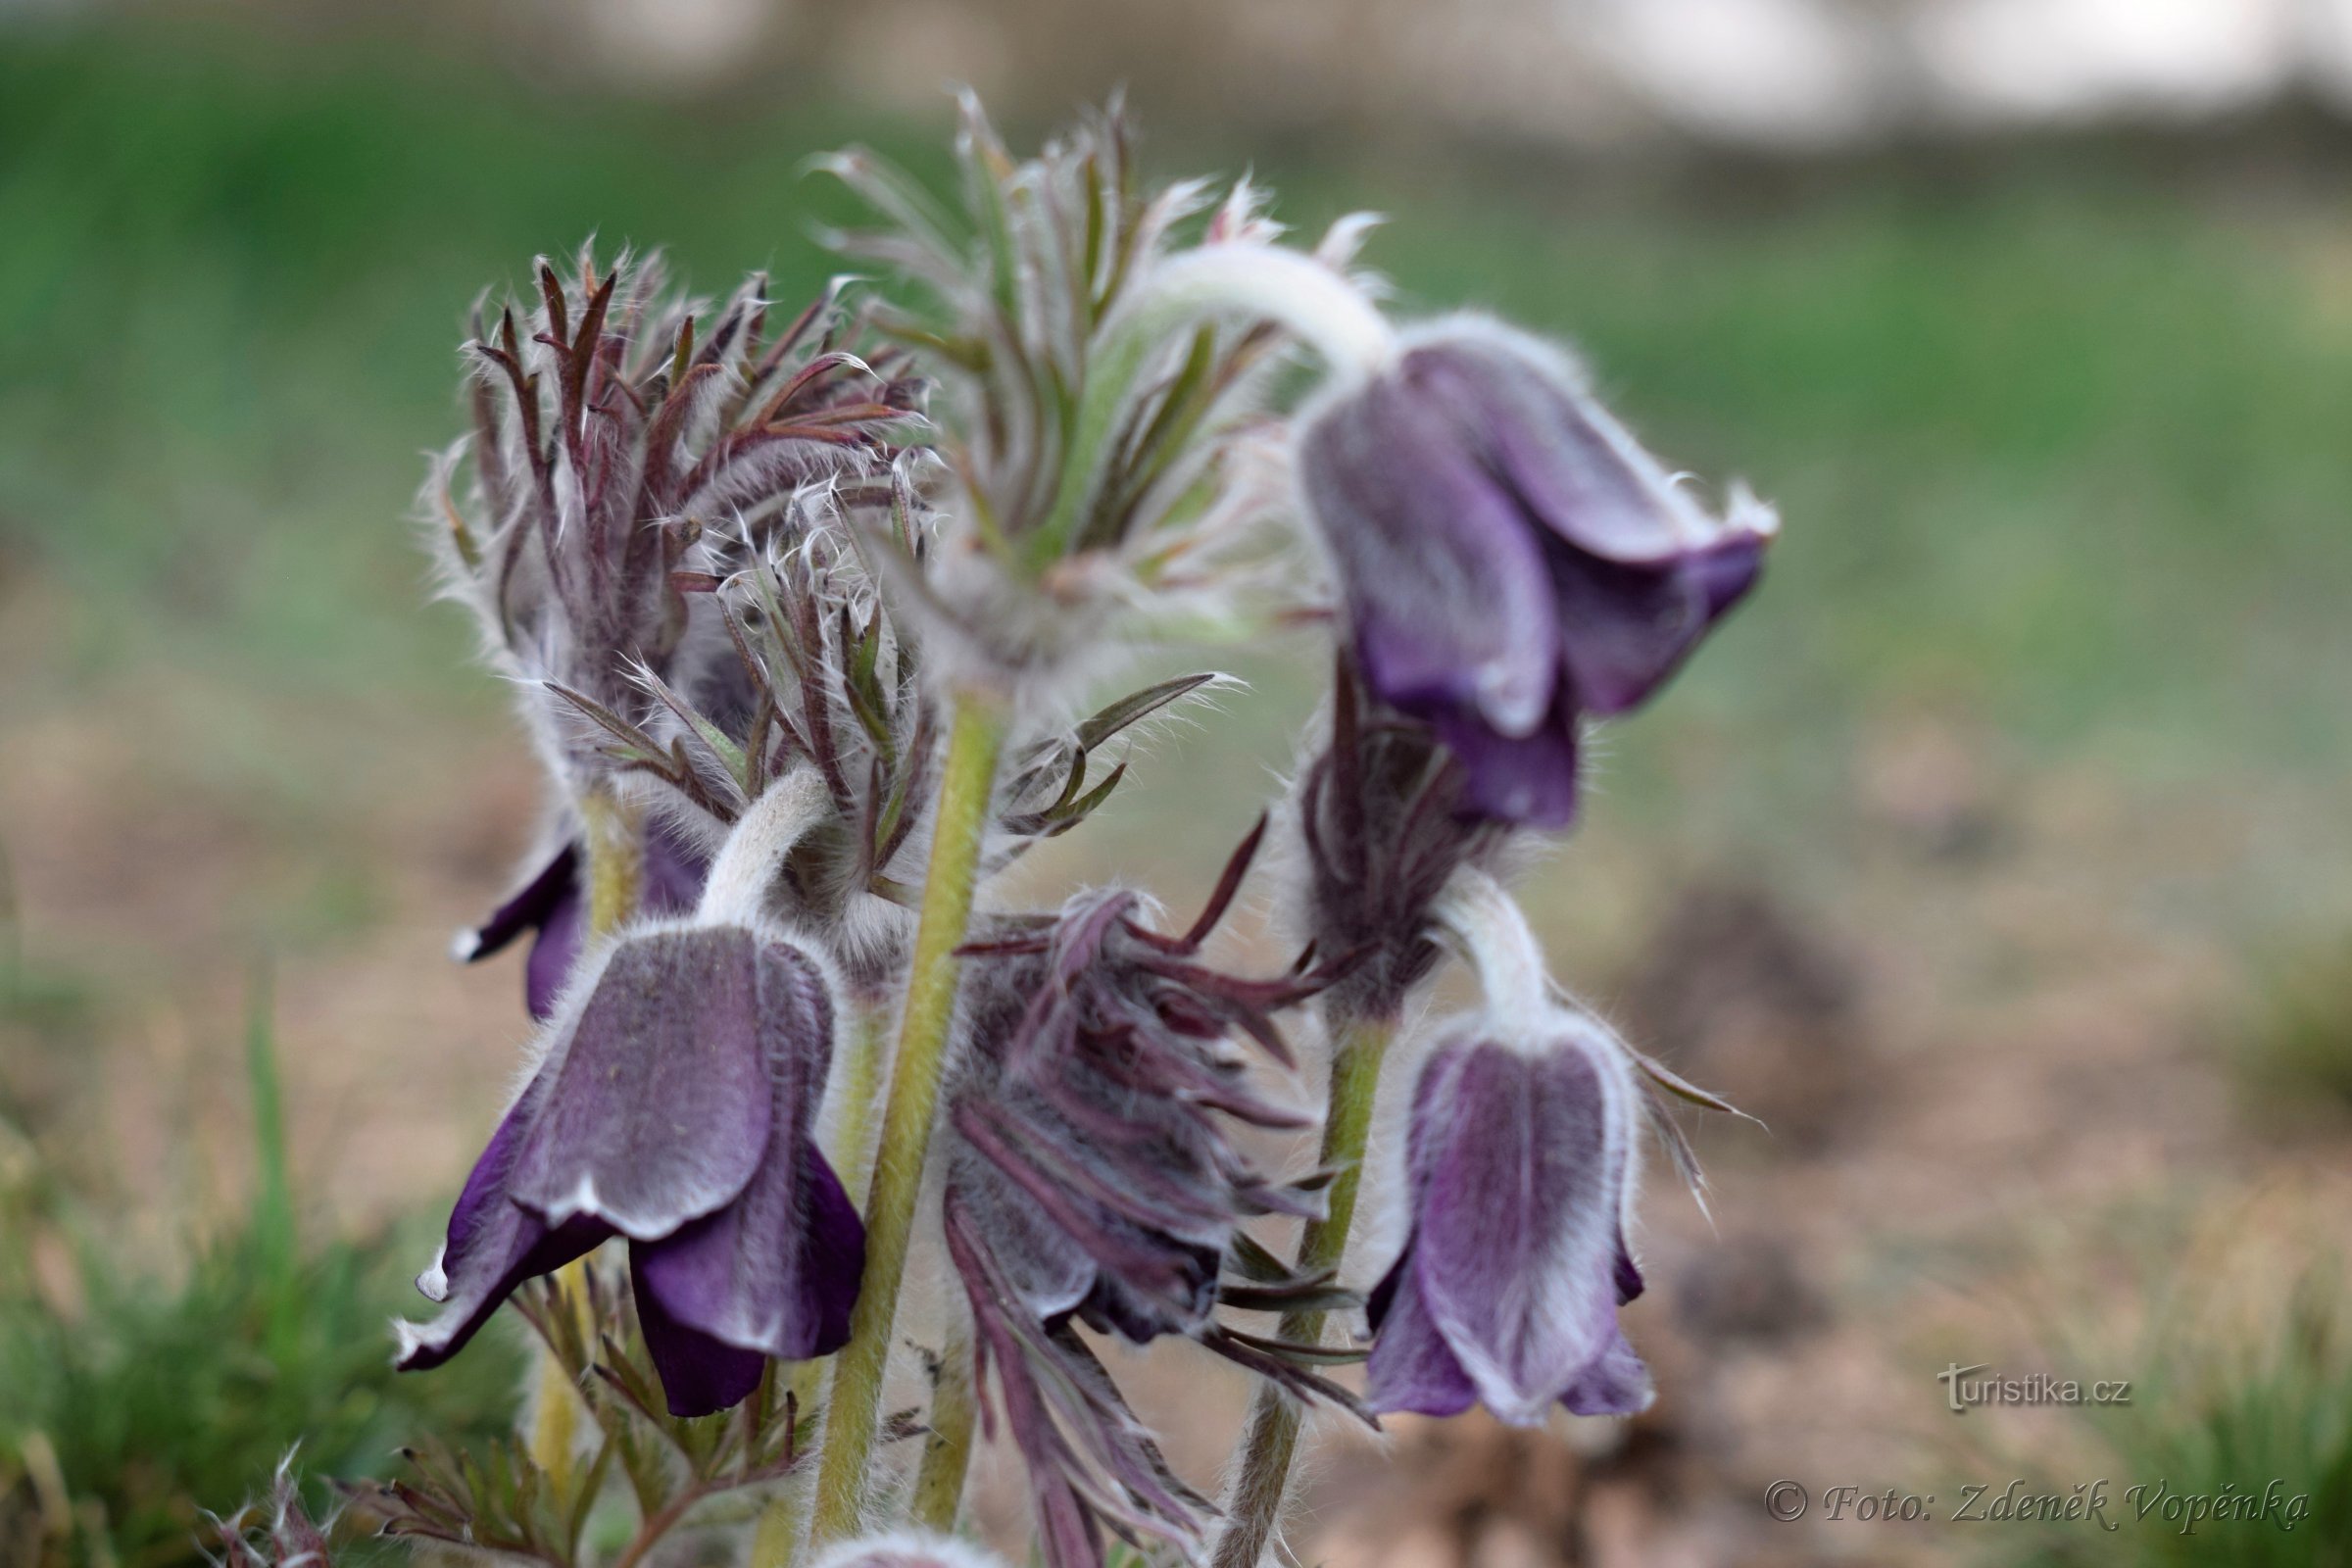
[831,1002,897,1203]
[1211,1008,1396,1568]
[910,1317,979,1532]
[528,782,644,1492]
[809,692,1006,1543]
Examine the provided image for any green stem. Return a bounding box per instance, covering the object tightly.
[831,1002,897,1204]
[1211,1007,1396,1568]
[910,1317,979,1533]
[809,691,1006,1544]
[529,781,644,1492]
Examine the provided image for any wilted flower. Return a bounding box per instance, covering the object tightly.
[457,814,710,1020]
[397,914,863,1417]
[1299,317,1775,826]
[1364,888,1652,1424]
[940,826,1348,1568]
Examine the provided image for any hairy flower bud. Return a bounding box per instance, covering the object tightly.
[397,918,863,1416]
[1299,317,1775,826]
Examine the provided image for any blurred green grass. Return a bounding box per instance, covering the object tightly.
[1,20,2347,859]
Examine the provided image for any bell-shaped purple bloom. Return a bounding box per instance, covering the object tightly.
[397,921,864,1417]
[1366,1017,1652,1425]
[1299,318,1775,827]
[458,815,710,1020]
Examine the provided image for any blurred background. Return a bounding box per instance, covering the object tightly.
[3,1,2352,1564]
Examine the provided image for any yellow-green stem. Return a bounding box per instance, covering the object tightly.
[1210,1008,1396,1568]
[830,1003,897,1203]
[809,692,1006,1543]
[910,1317,979,1532]
[528,783,644,1492]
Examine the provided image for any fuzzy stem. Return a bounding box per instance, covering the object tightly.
[1429,866,1549,1025]
[910,1316,979,1532]
[750,1362,828,1568]
[830,1002,897,1202]
[699,766,831,927]
[1211,1006,1396,1568]
[529,782,644,1491]
[1030,243,1395,566]
[809,691,1006,1543]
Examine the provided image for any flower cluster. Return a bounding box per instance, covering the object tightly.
[372,93,1769,1568]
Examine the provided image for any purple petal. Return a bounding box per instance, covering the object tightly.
[510,927,777,1239]
[397,1083,612,1370]
[1363,1247,1479,1418]
[466,818,713,1022]
[463,844,578,964]
[630,1246,769,1417]
[1403,1038,1639,1426]
[623,940,860,1362]
[1558,1323,1653,1416]
[1423,691,1581,829]
[1303,374,1560,738]
[798,1145,866,1353]
[524,881,587,1022]
[1546,529,1765,716]
[1406,333,1695,565]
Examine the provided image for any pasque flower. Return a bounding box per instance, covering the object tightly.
[1299,317,1775,827]
[1363,871,1652,1424]
[399,776,865,1417]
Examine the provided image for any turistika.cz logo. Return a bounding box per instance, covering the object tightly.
[1938,1362,2132,1414]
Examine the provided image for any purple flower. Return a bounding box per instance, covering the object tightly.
[397,921,864,1417]
[1365,1017,1652,1425]
[1299,318,1775,827]
[458,815,710,1020]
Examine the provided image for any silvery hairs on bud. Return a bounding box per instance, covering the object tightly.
[417,246,921,792]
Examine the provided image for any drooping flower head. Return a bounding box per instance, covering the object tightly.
[398,775,865,1417]
[1364,870,1652,1424]
[1299,316,1775,826]
[1365,1019,1650,1424]
[940,824,1348,1568]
